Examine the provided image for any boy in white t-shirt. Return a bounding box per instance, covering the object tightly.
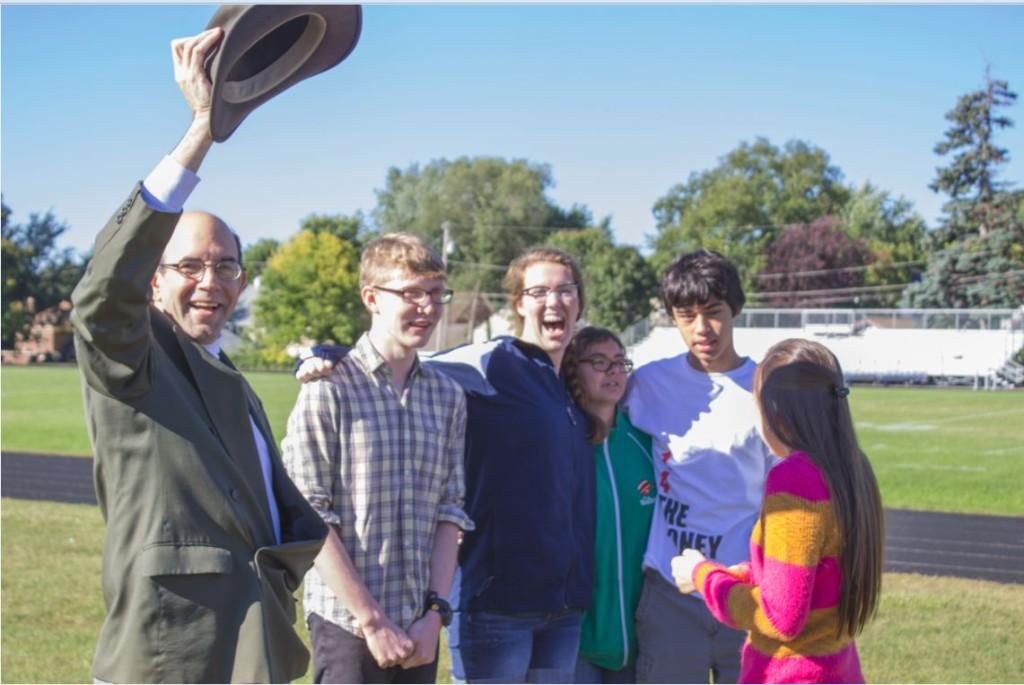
[624,249,776,684]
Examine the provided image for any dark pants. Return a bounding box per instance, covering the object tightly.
[309,612,438,684]
[634,570,744,684]
[574,656,636,683]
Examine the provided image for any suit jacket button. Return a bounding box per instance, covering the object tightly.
[230,488,240,500]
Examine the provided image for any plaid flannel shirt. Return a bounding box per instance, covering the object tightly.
[281,334,473,635]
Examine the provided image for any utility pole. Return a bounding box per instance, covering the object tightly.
[439,221,451,350]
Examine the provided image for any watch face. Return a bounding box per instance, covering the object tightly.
[424,591,453,625]
[428,599,452,626]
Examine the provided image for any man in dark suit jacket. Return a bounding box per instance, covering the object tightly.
[70,27,327,683]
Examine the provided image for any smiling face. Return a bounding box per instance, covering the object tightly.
[576,338,630,412]
[363,269,446,354]
[515,261,581,369]
[671,296,742,373]
[151,212,246,345]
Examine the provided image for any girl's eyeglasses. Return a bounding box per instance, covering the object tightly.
[580,356,634,374]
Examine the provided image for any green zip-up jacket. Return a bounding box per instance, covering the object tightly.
[579,410,656,671]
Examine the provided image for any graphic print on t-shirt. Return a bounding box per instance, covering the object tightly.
[656,484,724,559]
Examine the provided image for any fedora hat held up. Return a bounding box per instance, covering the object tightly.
[204,4,362,142]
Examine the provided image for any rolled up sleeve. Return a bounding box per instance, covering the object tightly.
[281,380,343,527]
[437,390,474,532]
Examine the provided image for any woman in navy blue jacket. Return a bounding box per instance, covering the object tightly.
[428,246,594,683]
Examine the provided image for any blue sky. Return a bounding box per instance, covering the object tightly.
[3,3,1023,254]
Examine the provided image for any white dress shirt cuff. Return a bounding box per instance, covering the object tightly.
[140,156,200,213]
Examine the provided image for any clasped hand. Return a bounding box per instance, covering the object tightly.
[362,615,414,669]
[363,612,441,670]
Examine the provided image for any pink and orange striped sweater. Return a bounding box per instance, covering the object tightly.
[692,450,865,683]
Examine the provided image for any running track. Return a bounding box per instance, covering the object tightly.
[3,451,1023,585]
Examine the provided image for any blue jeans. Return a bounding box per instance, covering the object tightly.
[448,609,583,683]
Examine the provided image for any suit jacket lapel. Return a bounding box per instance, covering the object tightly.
[228,356,309,544]
[178,333,275,546]
[222,353,276,455]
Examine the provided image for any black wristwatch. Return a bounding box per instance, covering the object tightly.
[423,590,453,627]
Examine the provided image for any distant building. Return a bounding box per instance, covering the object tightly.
[1,298,75,365]
[471,307,516,344]
[220,274,262,354]
[424,291,501,352]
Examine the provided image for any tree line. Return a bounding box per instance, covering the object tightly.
[3,71,1021,360]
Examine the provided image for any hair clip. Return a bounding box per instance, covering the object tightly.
[834,385,851,399]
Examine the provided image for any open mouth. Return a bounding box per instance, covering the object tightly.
[190,301,222,316]
[541,316,566,335]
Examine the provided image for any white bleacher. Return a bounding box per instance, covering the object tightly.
[626,308,1024,385]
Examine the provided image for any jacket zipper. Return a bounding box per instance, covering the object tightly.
[602,438,629,670]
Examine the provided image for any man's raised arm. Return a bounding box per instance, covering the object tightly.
[70,28,222,395]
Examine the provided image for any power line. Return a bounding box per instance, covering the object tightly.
[756,259,927,280]
[747,269,1024,302]
[753,244,1015,282]
[948,269,1024,285]
[441,223,597,232]
[754,248,1009,281]
[769,294,886,307]
[447,259,509,271]
[749,283,909,299]
[656,219,890,241]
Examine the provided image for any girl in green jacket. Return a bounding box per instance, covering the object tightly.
[563,327,657,683]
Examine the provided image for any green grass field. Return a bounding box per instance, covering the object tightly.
[2,367,1022,682]
[3,365,1021,514]
[853,387,1024,514]
[0,365,300,457]
[3,498,1022,683]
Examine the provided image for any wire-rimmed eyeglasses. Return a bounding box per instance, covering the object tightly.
[522,283,579,301]
[374,285,454,305]
[159,259,243,282]
[579,356,634,374]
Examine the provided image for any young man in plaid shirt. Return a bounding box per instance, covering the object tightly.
[282,234,473,683]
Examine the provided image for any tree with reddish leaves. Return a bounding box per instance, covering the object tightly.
[754,217,873,307]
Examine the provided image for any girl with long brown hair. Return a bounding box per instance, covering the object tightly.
[672,338,884,683]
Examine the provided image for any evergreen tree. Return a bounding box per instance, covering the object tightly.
[929,67,1017,239]
[905,71,1023,308]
